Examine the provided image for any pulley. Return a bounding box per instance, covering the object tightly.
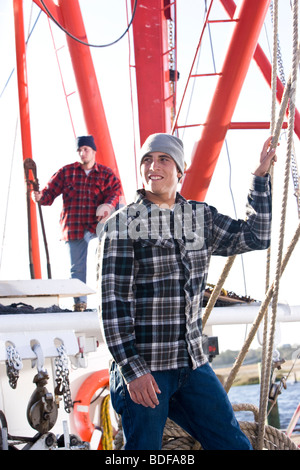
[27,370,58,434]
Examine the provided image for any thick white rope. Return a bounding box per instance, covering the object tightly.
[257,0,299,449]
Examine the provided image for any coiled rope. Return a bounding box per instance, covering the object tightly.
[100,395,114,450]
[114,410,299,450]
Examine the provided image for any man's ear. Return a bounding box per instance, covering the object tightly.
[177,162,187,182]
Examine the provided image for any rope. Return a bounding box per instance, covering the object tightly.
[264,0,278,293]
[239,422,299,450]
[221,8,300,393]
[163,409,299,450]
[100,395,114,450]
[114,414,299,450]
[202,255,236,328]
[259,0,279,449]
[224,220,300,393]
[162,419,198,450]
[291,140,300,217]
[201,67,291,327]
[257,0,299,449]
[189,4,300,451]
[202,46,300,331]
[271,1,300,218]
[113,418,124,450]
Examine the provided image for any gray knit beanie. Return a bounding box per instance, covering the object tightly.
[139,133,185,175]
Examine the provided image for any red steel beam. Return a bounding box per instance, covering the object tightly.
[58,0,122,184]
[13,0,42,278]
[177,122,288,130]
[33,0,63,23]
[131,0,173,145]
[229,121,288,130]
[181,0,271,201]
[34,0,123,186]
[220,0,300,139]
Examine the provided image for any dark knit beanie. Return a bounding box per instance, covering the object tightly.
[76,135,97,151]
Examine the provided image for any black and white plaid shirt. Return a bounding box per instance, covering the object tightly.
[99,174,271,383]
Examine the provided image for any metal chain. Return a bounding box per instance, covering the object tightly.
[168,14,176,125]
[54,344,73,413]
[5,345,23,389]
[270,1,300,217]
[291,144,300,218]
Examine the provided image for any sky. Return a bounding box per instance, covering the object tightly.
[0,0,299,352]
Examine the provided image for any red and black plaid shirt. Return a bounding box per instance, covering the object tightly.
[39,161,122,241]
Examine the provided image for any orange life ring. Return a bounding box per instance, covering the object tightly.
[73,369,110,448]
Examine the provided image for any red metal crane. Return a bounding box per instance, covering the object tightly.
[12,0,299,278]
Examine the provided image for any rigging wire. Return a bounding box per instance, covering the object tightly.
[0,6,40,272]
[180,0,248,296]
[0,10,42,99]
[125,0,139,189]
[180,3,207,140]
[47,17,77,138]
[0,121,18,274]
[210,2,249,297]
[39,0,137,48]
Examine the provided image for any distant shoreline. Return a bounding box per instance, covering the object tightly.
[213,359,300,387]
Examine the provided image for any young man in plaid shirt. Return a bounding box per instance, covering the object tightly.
[33,135,122,311]
[99,133,277,450]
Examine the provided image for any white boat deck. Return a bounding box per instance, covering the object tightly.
[0,279,109,443]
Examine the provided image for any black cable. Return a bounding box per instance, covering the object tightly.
[40,0,138,48]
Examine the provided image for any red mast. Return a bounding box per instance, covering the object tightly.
[13,0,42,278]
[131,0,176,145]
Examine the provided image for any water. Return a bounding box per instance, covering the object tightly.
[228,381,300,433]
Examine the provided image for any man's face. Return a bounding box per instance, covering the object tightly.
[78,146,96,166]
[140,152,181,201]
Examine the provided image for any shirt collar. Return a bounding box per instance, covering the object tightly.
[75,161,99,172]
[135,189,188,209]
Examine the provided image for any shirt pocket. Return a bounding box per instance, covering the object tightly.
[62,184,77,206]
[134,240,179,280]
[91,185,104,205]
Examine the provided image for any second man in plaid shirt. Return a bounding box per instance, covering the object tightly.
[33,135,122,311]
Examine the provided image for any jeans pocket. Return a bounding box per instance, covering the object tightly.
[110,362,126,415]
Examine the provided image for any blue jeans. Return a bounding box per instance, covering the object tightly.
[66,231,97,304]
[110,361,252,450]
